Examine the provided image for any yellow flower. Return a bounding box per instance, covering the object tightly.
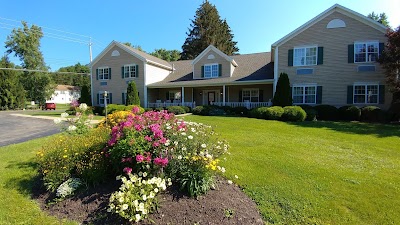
[63,155,68,158]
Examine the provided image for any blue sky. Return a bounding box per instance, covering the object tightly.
[0,0,399,71]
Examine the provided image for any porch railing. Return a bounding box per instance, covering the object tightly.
[211,101,272,109]
[148,102,196,108]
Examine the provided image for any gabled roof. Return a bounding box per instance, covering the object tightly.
[272,4,387,47]
[192,45,238,67]
[89,41,172,70]
[56,85,80,91]
[148,52,273,88]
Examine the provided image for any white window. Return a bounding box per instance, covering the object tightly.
[292,85,317,104]
[204,63,219,78]
[294,46,317,66]
[98,67,110,80]
[354,42,379,63]
[242,89,259,102]
[98,92,111,105]
[124,64,137,78]
[168,91,181,100]
[353,84,378,104]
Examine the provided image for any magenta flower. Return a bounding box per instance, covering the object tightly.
[123,167,132,174]
[143,152,152,162]
[154,157,169,167]
[132,106,140,114]
[136,154,144,163]
[144,136,152,142]
[152,141,160,147]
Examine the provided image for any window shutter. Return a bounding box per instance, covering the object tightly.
[288,49,294,66]
[379,43,385,57]
[109,68,112,79]
[316,86,322,104]
[259,90,264,102]
[317,47,323,65]
[136,65,139,77]
[122,92,125,105]
[347,85,353,104]
[218,64,222,77]
[97,93,100,105]
[239,90,242,102]
[109,93,113,104]
[348,45,354,63]
[289,86,292,99]
[96,69,99,80]
[379,85,385,104]
[201,66,204,78]
[121,66,124,79]
[166,92,169,100]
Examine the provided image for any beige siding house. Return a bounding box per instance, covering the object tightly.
[272,4,391,109]
[90,4,390,110]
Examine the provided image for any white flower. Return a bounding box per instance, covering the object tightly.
[154,188,159,193]
[188,135,193,140]
[61,112,69,118]
[177,155,182,160]
[165,140,170,146]
[142,194,147,201]
[138,171,143,177]
[122,204,128,210]
[53,118,62,124]
[79,103,88,111]
[67,125,77,131]
[135,214,141,222]
[143,172,147,177]
[234,175,239,179]
[119,197,124,203]
[220,167,226,173]
[201,144,207,148]
[181,132,186,136]
[146,165,150,169]
[227,180,233,184]
[182,147,187,151]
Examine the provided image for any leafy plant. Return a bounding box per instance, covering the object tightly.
[272,73,292,106]
[126,81,140,106]
[56,178,82,199]
[282,106,306,122]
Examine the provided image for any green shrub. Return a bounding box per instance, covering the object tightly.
[92,106,105,116]
[144,107,153,112]
[250,107,268,119]
[265,106,284,120]
[272,72,292,106]
[192,106,204,115]
[233,106,249,116]
[360,106,381,122]
[37,128,111,191]
[107,104,125,114]
[220,106,233,115]
[167,106,186,115]
[299,105,317,121]
[314,105,338,121]
[182,106,191,113]
[125,105,144,114]
[155,107,165,112]
[338,105,361,121]
[282,106,307,122]
[208,106,225,116]
[126,81,140,106]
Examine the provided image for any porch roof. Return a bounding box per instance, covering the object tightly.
[147,52,274,88]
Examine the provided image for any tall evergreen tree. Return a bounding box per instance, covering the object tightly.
[126,81,140,106]
[79,85,91,106]
[272,73,292,106]
[181,0,239,60]
[368,12,390,27]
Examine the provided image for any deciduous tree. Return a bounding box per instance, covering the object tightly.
[150,49,181,61]
[0,57,26,109]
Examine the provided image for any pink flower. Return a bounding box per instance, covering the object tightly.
[159,137,167,144]
[143,152,152,162]
[134,124,143,131]
[123,167,132,174]
[122,157,132,163]
[144,136,152,142]
[136,154,144,163]
[154,157,169,167]
[132,106,140,114]
[152,141,160,147]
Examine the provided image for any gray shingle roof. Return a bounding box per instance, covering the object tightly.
[122,43,172,69]
[148,52,274,87]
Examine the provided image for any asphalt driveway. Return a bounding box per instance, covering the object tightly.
[0,111,60,147]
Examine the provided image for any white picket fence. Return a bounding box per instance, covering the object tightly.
[148,101,271,109]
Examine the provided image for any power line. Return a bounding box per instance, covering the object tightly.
[0,67,90,75]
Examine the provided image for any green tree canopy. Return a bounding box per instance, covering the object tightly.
[5,21,54,104]
[51,63,90,88]
[272,73,292,107]
[126,81,140,106]
[150,49,181,61]
[379,26,400,110]
[122,42,145,52]
[181,0,239,60]
[368,12,390,27]
[0,57,26,109]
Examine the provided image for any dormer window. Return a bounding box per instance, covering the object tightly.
[203,63,220,78]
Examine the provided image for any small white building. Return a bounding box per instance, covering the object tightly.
[48,85,81,104]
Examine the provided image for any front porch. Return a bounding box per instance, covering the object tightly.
[147,84,273,109]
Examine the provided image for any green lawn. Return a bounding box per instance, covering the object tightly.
[0,136,76,225]
[1,116,399,224]
[185,115,400,225]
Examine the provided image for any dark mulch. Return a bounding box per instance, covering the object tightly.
[33,177,264,224]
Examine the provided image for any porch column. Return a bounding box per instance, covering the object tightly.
[181,86,185,105]
[222,85,226,106]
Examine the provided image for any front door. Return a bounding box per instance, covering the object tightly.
[208,92,215,105]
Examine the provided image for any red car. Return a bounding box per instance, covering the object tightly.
[43,103,56,110]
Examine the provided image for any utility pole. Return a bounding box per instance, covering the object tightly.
[89,37,93,63]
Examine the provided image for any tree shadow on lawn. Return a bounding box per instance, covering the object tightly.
[286,120,400,138]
